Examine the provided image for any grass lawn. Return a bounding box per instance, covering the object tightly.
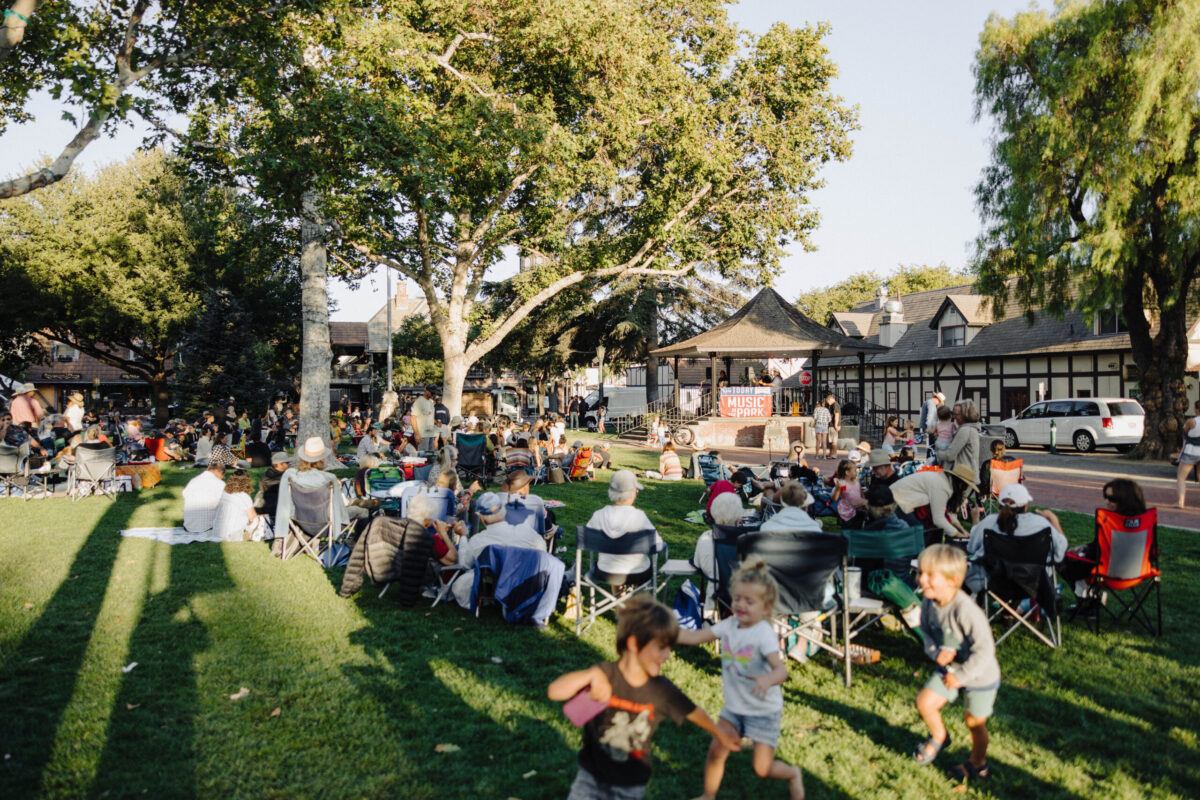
[1,439,1198,799]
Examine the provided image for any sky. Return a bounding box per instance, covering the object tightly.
[0,0,1047,321]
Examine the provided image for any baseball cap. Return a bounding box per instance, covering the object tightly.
[476,492,504,515]
[610,469,643,492]
[998,483,1033,507]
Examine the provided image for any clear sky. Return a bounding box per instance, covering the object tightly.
[0,0,1046,321]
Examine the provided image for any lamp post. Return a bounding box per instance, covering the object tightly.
[385,268,394,393]
[596,345,606,413]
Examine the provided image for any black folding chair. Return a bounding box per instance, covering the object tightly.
[982,528,1061,648]
[455,433,488,484]
[739,529,852,685]
[573,525,666,635]
[0,444,23,497]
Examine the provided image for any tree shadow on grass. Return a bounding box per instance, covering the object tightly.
[86,541,235,799]
[0,495,136,797]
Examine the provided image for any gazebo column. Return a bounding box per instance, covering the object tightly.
[857,351,866,412]
[810,349,821,410]
[709,352,719,415]
[673,357,680,409]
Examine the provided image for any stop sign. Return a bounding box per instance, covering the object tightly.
[799,371,812,386]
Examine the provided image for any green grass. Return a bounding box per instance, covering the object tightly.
[1,442,1198,799]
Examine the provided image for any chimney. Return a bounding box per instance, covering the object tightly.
[393,281,408,311]
[878,295,908,348]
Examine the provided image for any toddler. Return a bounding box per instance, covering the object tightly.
[913,544,999,781]
[931,406,955,458]
[831,459,865,528]
[549,594,738,799]
[677,560,805,799]
[882,416,902,454]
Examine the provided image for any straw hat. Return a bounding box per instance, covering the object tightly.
[945,462,978,491]
[505,470,533,493]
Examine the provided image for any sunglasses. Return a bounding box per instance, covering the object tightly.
[1103,493,1116,502]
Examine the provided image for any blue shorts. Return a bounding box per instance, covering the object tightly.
[720,708,782,748]
[567,768,647,800]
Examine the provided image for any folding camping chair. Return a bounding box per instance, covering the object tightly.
[412,462,435,483]
[981,528,1061,648]
[69,446,119,501]
[468,544,566,628]
[708,521,762,619]
[398,484,457,523]
[282,482,352,562]
[696,454,727,502]
[739,530,853,686]
[364,466,403,513]
[987,458,1024,512]
[455,433,488,484]
[0,444,24,497]
[573,525,666,635]
[564,447,594,482]
[1069,508,1162,636]
[840,525,925,644]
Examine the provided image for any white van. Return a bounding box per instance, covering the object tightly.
[999,397,1144,453]
[582,387,651,426]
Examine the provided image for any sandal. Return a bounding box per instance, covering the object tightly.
[912,732,950,765]
[948,761,990,780]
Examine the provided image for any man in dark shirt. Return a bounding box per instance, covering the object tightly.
[254,451,292,520]
[433,393,450,426]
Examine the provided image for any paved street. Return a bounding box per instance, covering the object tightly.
[667,440,1200,530]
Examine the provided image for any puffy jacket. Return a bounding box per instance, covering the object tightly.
[339,516,433,605]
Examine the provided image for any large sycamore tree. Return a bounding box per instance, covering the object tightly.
[974,0,1200,458]
[0,1,331,200]
[313,0,856,415]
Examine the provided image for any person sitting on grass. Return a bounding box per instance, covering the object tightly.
[584,470,664,588]
[182,458,227,534]
[677,560,806,800]
[591,441,612,470]
[913,544,999,781]
[451,491,550,609]
[214,469,268,541]
[505,434,538,474]
[547,594,740,799]
[645,440,684,481]
[254,451,292,523]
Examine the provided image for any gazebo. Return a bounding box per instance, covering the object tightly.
[650,287,887,413]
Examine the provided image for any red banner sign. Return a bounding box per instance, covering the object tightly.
[719,388,773,418]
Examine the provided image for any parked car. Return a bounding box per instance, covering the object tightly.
[999,397,1144,453]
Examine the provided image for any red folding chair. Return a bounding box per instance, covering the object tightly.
[1069,508,1162,636]
[564,447,594,482]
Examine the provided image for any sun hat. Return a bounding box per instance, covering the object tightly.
[998,483,1033,508]
[933,391,946,401]
[610,469,643,492]
[856,441,872,453]
[68,391,84,403]
[298,436,330,463]
[14,382,34,394]
[450,415,463,428]
[505,470,533,493]
[866,450,892,468]
[945,462,978,491]
[476,492,504,516]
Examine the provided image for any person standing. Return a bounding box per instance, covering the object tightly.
[568,395,581,430]
[412,386,437,451]
[770,369,784,416]
[10,383,44,429]
[824,393,841,459]
[918,391,945,446]
[64,391,86,432]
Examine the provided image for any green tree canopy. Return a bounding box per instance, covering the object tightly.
[191,0,856,415]
[794,263,969,323]
[973,0,1200,457]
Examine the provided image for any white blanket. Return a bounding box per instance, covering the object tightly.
[119,527,225,544]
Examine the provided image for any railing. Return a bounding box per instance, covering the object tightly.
[606,390,714,435]
[332,363,371,382]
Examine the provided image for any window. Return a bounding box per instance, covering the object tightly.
[1019,403,1046,420]
[1073,402,1099,417]
[1046,401,1075,417]
[940,325,965,347]
[51,343,79,362]
[1107,401,1144,416]
[1095,310,1128,335]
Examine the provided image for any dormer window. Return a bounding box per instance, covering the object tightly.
[51,343,79,362]
[940,325,965,347]
[1095,310,1127,335]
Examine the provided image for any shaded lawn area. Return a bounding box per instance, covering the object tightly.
[0,442,1197,799]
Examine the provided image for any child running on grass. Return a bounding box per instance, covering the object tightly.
[676,561,805,800]
[548,594,740,799]
[913,544,1000,781]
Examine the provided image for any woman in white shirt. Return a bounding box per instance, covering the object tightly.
[64,392,86,432]
[214,470,267,541]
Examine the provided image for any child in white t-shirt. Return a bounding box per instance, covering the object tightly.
[214,470,267,541]
[678,560,805,799]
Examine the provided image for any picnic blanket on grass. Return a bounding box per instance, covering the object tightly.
[120,527,225,544]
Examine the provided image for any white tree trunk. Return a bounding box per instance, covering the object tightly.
[442,351,469,418]
[299,188,333,452]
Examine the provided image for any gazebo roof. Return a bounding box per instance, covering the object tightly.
[650,287,888,358]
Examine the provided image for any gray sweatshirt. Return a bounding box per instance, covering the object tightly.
[919,590,1001,688]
